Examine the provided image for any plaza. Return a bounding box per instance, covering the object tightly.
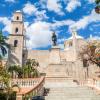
[1,10,98,100]
[0,1,100,99]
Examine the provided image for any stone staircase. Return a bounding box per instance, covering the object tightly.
[44,79,100,100]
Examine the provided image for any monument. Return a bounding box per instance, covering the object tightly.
[46,32,68,81]
[49,32,60,64]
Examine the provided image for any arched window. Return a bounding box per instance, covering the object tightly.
[15,28,18,33]
[16,16,19,20]
[69,42,72,47]
[14,40,18,47]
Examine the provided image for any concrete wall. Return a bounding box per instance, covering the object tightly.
[28,50,49,72]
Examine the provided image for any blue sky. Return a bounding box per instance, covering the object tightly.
[0,0,100,50]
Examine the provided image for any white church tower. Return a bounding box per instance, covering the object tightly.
[71,28,78,60]
[8,11,25,66]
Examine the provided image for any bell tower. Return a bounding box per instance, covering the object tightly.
[8,10,25,66]
[71,28,78,60]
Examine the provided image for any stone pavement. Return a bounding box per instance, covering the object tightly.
[44,79,100,100]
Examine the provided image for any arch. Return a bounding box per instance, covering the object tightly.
[14,40,18,47]
[69,42,72,47]
[15,27,18,33]
[16,16,19,20]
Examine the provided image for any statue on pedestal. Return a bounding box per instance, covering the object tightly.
[52,32,57,46]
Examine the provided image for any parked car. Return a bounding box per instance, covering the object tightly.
[32,96,45,100]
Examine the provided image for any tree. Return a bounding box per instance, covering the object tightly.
[80,41,100,67]
[95,0,100,14]
[0,30,9,67]
[8,65,23,78]
[0,67,10,88]
[22,65,30,78]
[0,67,13,100]
[8,65,18,78]
[23,59,39,78]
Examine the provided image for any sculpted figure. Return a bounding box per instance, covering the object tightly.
[52,32,57,46]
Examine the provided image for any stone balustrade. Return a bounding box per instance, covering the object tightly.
[86,77,100,93]
[11,78,40,87]
[12,77,45,100]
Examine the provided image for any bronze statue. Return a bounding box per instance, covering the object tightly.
[52,32,57,46]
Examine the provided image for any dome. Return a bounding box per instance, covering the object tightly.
[68,35,83,40]
[16,10,21,13]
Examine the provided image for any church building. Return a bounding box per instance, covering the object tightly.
[7,11,99,81]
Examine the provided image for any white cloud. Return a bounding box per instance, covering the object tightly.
[69,10,100,30]
[92,36,100,40]
[5,0,15,3]
[25,19,75,49]
[47,0,64,15]
[89,34,100,40]
[58,44,64,49]
[88,0,95,3]
[70,16,89,30]
[0,17,11,33]
[89,10,100,22]
[58,38,66,43]
[66,0,81,12]
[35,10,49,21]
[53,19,75,28]
[26,21,52,49]
[23,2,37,15]
[23,2,49,21]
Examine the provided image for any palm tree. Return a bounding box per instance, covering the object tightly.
[31,59,39,68]
[31,68,39,78]
[17,67,23,78]
[31,59,40,77]
[8,65,15,78]
[22,65,30,78]
[24,59,39,77]
[25,59,33,78]
[0,30,9,67]
[8,65,22,78]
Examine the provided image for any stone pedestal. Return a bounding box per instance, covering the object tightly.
[46,64,67,77]
[49,46,60,64]
[46,46,68,81]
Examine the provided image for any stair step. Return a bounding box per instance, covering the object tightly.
[44,81,100,100]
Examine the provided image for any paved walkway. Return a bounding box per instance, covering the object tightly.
[44,79,100,100]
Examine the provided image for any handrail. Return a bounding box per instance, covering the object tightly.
[11,78,40,87]
[15,77,45,100]
[23,76,45,95]
[86,77,100,92]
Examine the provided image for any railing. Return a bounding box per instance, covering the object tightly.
[12,77,45,100]
[11,78,40,87]
[86,77,100,92]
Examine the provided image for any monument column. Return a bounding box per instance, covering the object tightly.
[49,32,61,64]
[46,32,68,81]
[72,29,78,61]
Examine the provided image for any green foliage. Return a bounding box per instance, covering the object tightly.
[0,30,9,60]
[80,42,100,67]
[8,65,23,78]
[95,0,100,4]
[0,91,16,100]
[0,67,10,88]
[23,59,40,78]
[8,59,40,78]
